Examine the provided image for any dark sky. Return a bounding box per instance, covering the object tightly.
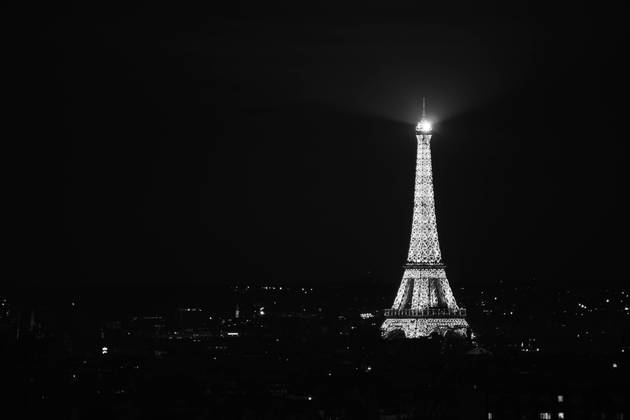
[25,3,627,289]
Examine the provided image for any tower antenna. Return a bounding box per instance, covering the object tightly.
[422,97,427,119]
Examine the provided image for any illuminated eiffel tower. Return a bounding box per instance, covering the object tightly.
[381,99,468,339]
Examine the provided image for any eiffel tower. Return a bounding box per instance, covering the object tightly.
[381,99,468,339]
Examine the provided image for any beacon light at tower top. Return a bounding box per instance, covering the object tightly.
[416,118,432,134]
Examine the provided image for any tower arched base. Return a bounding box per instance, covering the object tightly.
[381,317,468,339]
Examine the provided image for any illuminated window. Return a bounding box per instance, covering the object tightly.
[540,413,552,420]
[487,413,493,420]
[558,413,565,419]
[557,395,564,403]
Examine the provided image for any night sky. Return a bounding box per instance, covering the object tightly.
[26,3,627,289]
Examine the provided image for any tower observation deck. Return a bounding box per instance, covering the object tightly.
[381,99,469,338]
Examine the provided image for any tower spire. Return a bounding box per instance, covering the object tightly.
[416,97,432,134]
[422,96,426,119]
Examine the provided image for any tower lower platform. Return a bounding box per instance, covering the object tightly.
[381,309,468,339]
[382,265,468,338]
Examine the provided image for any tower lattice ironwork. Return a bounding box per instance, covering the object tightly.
[381,99,468,338]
